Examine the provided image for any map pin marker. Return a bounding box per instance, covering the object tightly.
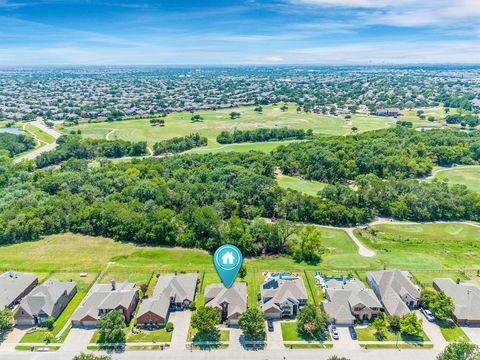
[213,244,243,288]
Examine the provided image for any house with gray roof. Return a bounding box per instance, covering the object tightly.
[0,272,38,309]
[71,280,138,327]
[261,276,308,319]
[204,283,247,326]
[321,278,382,325]
[433,278,480,325]
[15,279,77,326]
[136,273,198,327]
[366,270,420,317]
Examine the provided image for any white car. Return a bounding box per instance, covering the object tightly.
[329,325,339,340]
[421,308,435,322]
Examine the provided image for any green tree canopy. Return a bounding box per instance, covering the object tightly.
[238,308,265,341]
[399,312,422,336]
[437,343,480,360]
[97,310,126,344]
[296,304,328,338]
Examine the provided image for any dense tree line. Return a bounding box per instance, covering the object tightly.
[2,146,480,256]
[273,127,480,183]
[216,127,312,144]
[36,135,148,168]
[445,114,480,128]
[0,133,36,157]
[152,133,207,155]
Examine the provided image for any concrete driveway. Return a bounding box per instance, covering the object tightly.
[61,328,95,352]
[416,311,446,349]
[335,326,357,350]
[461,326,480,345]
[0,327,28,352]
[170,310,192,350]
[266,320,283,349]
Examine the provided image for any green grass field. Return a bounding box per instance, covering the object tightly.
[127,329,172,343]
[24,123,56,144]
[432,166,480,193]
[437,321,470,342]
[281,321,330,342]
[354,222,480,270]
[356,327,430,342]
[63,104,396,152]
[276,175,328,196]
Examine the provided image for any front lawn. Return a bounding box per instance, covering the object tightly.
[281,321,330,341]
[356,327,430,342]
[127,328,172,343]
[437,321,470,342]
[188,327,230,342]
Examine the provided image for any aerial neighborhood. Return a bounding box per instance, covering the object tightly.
[0,265,479,358]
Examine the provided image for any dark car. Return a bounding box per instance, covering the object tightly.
[349,326,357,340]
[267,320,274,332]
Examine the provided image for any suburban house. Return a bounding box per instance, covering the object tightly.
[0,272,38,309]
[261,276,308,319]
[374,108,400,117]
[15,279,77,326]
[71,280,139,327]
[433,278,480,325]
[204,282,247,326]
[366,270,420,317]
[136,273,198,327]
[321,278,383,325]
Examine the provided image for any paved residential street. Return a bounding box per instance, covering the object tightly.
[14,120,61,163]
[0,347,444,360]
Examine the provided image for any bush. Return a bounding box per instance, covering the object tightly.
[189,301,196,310]
[166,322,174,332]
[45,316,55,331]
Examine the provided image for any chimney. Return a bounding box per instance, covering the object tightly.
[456,278,461,285]
[111,279,116,291]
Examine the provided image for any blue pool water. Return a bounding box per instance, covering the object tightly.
[0,128,24,135]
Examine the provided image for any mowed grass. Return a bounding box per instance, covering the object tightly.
[437,321,470,342]
[127,329,172,343]
[24,123,56,144]
[356,327,430,342]
[65,104,395,151]
[281,321,330,342]
[276,175,328,196]
[433,166,480,193]
[355,222,480,269]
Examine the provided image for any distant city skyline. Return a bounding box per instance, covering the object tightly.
[0,0,480,65]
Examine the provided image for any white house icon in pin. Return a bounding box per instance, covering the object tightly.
[221,251,235,265]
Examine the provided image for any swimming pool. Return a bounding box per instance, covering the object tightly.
[0,128,24,135]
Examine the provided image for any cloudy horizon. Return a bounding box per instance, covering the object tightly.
[1,0,480,65]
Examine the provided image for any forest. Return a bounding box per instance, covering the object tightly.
[2,127,480,256]
[0,133,36,157]
[272,127,480,183]
[36,135,148,167]
[152,133,208,155]
[216,127,312,144]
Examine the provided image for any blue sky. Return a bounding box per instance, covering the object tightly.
[0,0,479,65]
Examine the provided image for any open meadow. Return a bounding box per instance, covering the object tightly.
[276,175,328,196]
[431,166,480,193]
[1,221,478,296]
[62,105,398,152]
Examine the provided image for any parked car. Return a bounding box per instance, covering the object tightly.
[329,325,339,340]
[267,320,274,332]
[421,308,435,322]
[349,326,357,340]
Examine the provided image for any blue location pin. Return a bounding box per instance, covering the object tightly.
[213,244,243,288]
